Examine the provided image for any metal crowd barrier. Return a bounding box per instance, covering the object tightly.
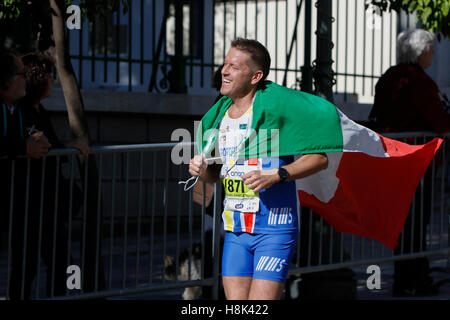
[0,132,448,300]
[0,142,221,300]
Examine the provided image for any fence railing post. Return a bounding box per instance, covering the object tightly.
[1,137,448,300]
[211,181,222,300]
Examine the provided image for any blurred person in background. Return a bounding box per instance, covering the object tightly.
[8,52,87,299]
[370,29,449,297]
[0,50,51,299]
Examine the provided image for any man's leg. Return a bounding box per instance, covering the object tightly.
[250,232,297,300]
[222,232,296,300]
[222,276,252,300]
[248,279,284,300]
[221,232,254,299]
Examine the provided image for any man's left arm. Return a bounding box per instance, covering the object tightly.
[241,153,328,192]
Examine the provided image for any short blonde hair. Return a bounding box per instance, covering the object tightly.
[231,38,271,83]
[397,29,435,64]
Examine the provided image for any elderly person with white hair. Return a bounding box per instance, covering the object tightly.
[369,29,449,298]
[369,29,450,133]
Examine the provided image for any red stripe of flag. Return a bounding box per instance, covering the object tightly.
[298,137,443,250]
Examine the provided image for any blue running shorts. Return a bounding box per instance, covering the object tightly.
[222,231,297,283]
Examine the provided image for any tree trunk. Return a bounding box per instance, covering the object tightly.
[49,0,90,146]
[49,0,106,293]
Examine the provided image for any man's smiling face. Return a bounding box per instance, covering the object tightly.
[220,47,259,100]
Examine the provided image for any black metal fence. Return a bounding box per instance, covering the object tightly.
[0,132,448,300]
[0,143,216,300]
[68,0,405,103]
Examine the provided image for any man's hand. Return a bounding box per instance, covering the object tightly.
[241,168,279,192]
[189,154,208,177]
[26,131,51,159]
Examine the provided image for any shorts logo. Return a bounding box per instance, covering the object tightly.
[268,207,293,226]
[235,204,244,209]
[255,256,286,272]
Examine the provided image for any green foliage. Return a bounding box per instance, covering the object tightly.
[366,0,450,40]
[0,0,26,20]
[0,0,131,51]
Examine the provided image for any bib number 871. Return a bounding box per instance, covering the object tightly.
[222,178,258,198]
[227,179,245,193]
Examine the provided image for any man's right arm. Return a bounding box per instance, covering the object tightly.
[189,154,222,184]
[201,163,222,184]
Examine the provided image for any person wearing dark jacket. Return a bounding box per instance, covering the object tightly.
[7,52,88,299]
[370,29,450,297]
[0,51,51,300]
[370,31,450,134]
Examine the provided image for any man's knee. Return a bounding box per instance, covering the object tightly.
[248,279,284,300]
[222,276,252,300]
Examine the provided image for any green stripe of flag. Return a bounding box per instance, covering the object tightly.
[197,81,344,158]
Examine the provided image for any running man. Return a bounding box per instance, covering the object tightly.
[189,39,328,300]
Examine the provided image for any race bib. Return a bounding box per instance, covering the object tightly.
[221,178,259,212]
[223,196,260,212]
[223,178,257,198]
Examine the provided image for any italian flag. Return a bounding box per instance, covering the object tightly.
[197,81,443,250]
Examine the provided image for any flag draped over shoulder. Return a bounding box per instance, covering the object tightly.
[197,81,344,156]
[196,81,443,250]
